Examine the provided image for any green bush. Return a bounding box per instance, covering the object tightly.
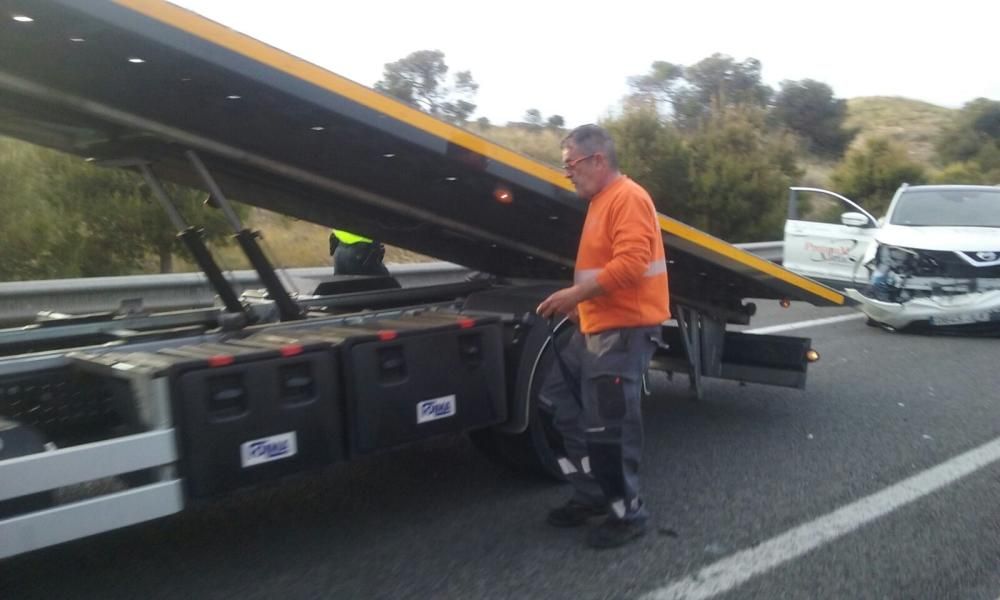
[604,107,691,218]
[0,136,242,280]
[604,106,800,242]
[830,137,926,216]
[684,107,801,241]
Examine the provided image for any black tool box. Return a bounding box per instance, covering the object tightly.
[247,312,507,455]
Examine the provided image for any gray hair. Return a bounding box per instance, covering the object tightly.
[561,124,619,170]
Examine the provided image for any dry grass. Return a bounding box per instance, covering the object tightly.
[845,97,955,166]
[798,159,838,189]
[792,97,957,191]
[172,208,432,273]
[467,124,564,166]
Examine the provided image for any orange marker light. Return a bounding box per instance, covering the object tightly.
[493,185,513,204]
[780,298,791,308]
[806,349,820,362]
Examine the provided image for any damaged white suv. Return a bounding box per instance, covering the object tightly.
[784,184,1000,333]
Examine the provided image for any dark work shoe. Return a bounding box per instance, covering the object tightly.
[586,518,648,549]
[547,501,608,528]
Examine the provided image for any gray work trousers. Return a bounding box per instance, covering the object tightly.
[540,325,660,523]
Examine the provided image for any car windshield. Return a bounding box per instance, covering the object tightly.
[890,188,1000,227]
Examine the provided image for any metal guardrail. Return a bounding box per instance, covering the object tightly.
[0,262,471,326]
[0,243,782,325]
[736,241,783,262]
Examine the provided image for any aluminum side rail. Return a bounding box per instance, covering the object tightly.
[0,430,182,559]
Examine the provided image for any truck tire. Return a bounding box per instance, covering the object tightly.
[470,319,572,481]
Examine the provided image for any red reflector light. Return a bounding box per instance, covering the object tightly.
[281,344,303,357]
[208,355,234,368]
[378,330,398,341]
[457,318,475,329]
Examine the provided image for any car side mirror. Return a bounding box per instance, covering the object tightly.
[841,212,874,228]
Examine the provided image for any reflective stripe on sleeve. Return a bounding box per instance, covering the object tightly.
[644,260,667,277]
[574,268,601,285]
[574,260,667,285]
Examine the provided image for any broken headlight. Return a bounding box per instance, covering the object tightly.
[866,245,932,301]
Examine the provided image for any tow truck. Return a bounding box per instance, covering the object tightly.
[0,0,846,559]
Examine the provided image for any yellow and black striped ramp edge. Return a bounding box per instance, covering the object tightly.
[0,0,844,308]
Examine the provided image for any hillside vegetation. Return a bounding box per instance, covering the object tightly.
[90,96,971,273]
[10,45,999,280]
[0,88,982,279]
[845,97,954,165]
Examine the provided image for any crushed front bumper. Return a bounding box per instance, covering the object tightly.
[844,288,1000,333]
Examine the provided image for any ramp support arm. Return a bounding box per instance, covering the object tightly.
[137,163,248,320]
[185,151,303,321]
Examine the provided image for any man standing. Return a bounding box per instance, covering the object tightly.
[536,124,670,549]
[329,229,390,276]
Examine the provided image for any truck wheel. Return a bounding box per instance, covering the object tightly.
[470,321,571,481]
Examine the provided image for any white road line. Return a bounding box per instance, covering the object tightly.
[746,312,863,335]
[640,436,1000,600]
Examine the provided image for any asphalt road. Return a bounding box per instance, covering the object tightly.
[3,301,999,600]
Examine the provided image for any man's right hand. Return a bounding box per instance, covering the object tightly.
[536,286,582,319]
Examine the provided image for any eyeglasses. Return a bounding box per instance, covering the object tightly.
[563,153,597,172]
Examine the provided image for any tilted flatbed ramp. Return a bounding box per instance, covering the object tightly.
[0,0,844,310]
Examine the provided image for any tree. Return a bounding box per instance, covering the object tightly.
[936,98,1000,177]
[0,138,64,280]
[374,50,478,125]
[603,105,798,242]
[830,138,926,216]
[683,54,772,112]
[683,107,800,241]
[931,162,993,185]
[524,108,543,128]
[772,79,856,157]
[0,136,242,279]
[546,115,565,130]
[628,54,772,128]
[626,60,684,113]
[973,142,1000,178]
[603,107,691,219]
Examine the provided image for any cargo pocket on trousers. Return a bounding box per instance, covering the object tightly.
[594,375,627,421]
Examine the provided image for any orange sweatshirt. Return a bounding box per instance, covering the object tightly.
[575,176,671,334]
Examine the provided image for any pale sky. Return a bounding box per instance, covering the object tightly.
[173,0,1000,127]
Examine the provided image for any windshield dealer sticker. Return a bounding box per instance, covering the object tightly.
[417,395,457,424]
[240,431,298,468]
